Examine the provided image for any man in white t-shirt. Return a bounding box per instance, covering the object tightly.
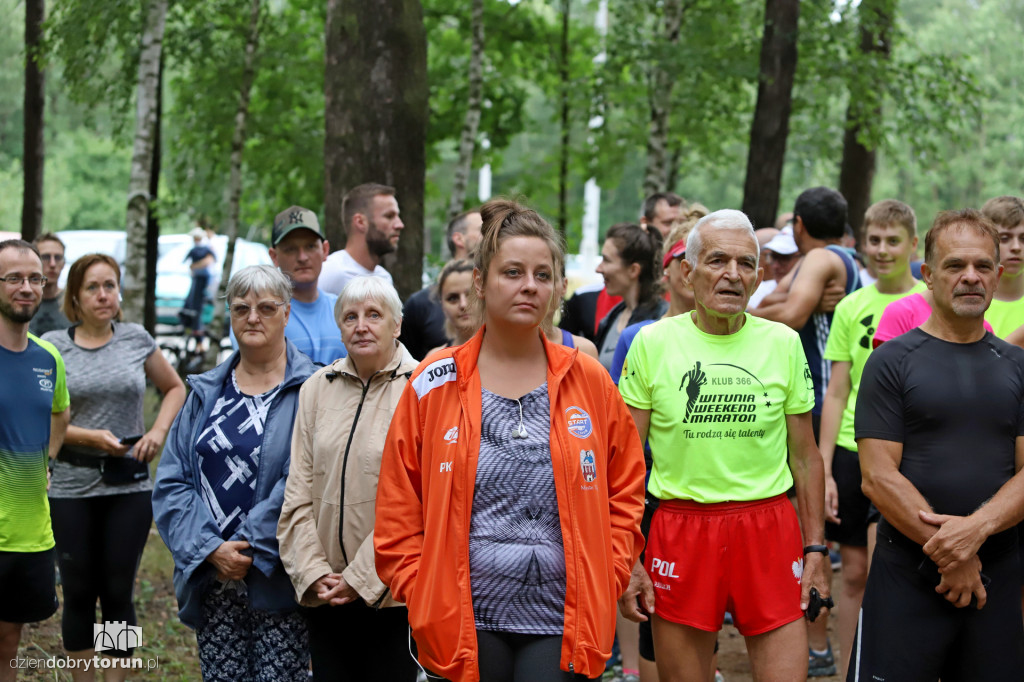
[318,183,403,295]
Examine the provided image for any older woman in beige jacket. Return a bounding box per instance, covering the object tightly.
[277,276,418,681]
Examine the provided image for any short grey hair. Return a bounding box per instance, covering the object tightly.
[685,209,759,267]
[335,275,403,322]
[225,264,293,303]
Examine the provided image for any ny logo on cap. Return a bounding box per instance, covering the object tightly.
[289,211,303,224]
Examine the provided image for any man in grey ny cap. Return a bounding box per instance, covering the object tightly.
[268,206,346,365]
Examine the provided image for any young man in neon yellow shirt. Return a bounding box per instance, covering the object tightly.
[618,210,831,681]
[819,199,923,679]
[981,196,1024,338]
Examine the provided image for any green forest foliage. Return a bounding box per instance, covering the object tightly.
[0,0,1020,251]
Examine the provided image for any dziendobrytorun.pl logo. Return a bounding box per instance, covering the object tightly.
[10,621,160,672]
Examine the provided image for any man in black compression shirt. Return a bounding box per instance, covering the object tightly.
[852,209,1024,681]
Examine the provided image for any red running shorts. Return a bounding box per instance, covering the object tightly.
[644,493,804,636]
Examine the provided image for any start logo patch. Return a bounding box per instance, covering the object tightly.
[565,406,593,439]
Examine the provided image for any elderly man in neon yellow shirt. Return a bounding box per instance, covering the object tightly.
[618,209,831,682]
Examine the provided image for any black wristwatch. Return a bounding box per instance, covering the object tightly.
[803,544,829,556]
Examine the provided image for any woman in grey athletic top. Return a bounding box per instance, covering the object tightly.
[42,253,185,673]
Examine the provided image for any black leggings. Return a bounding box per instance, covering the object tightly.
[303,601,418,681]
[475,630,593,682]
[49,492,152,654]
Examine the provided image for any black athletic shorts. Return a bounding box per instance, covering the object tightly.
[0,547,58,623]
[1018,520,1024,584]
[848,528,1024,681]
[639,491,658,662]
[639,618,654,661]
[825,446,870,547]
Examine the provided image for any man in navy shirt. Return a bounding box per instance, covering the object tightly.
[179,227,217,334]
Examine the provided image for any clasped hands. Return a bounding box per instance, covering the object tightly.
[306,572,359,606]
[920,510,988,609]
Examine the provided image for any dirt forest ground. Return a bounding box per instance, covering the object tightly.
[15,391,842,680]
[16,526,842,681]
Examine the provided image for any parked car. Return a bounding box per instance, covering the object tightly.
[155,235,272,325]
[54,230,271,325]
[56,230,128,288]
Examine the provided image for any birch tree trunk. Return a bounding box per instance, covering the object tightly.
[741,0,800,230]
[838,0,895,240]
[122,0,168,323]
[556,0,570,237]
[144,52,164,335]
[204,0,262,369]
[642,0,682,197]
[445,0,484,225]
[324,0,428,300]
[21,0,45,242]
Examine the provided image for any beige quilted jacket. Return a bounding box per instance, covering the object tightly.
[277,345,417,608]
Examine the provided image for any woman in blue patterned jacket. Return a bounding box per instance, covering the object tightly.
[153,265,316,682]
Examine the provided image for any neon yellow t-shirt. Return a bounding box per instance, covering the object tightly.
[619,313,813,503]
[822,281,926,451]
[986,297,1024,339]
[0,334,69,552]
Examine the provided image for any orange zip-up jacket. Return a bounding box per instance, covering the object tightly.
[375,328,646,681]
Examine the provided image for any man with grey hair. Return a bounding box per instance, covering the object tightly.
[618,210,831,681]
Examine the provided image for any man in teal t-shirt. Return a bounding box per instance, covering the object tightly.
[0,239,70,673]
[617,210,830,682]
[819,199,921,679]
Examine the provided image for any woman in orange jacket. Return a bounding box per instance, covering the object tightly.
[374,199,647,682]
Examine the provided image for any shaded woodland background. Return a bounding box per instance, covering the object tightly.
[2,0,1022,306]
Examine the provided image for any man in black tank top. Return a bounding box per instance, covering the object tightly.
[851,210,1024,681]
[752,187,860,428]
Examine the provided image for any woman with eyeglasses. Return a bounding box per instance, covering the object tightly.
[277,275,419,680]
[153,265,316,681]
[41,253,185,680]
[374,199,647,682]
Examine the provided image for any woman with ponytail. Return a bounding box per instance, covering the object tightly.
[375,198,646,682]
[594,223,667,372]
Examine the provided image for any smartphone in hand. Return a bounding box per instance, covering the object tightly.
[119,434,143,446]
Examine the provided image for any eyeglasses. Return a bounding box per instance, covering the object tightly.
[40,254,64,263]
[0,275,47,287]
[229,301,286,319]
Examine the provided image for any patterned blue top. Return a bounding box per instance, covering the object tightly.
[470,383,565,634]
[196,370,282,539]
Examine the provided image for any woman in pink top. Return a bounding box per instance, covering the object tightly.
[874,290,994,348]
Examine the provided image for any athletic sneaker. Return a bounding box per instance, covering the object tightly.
[808,643,837,677]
